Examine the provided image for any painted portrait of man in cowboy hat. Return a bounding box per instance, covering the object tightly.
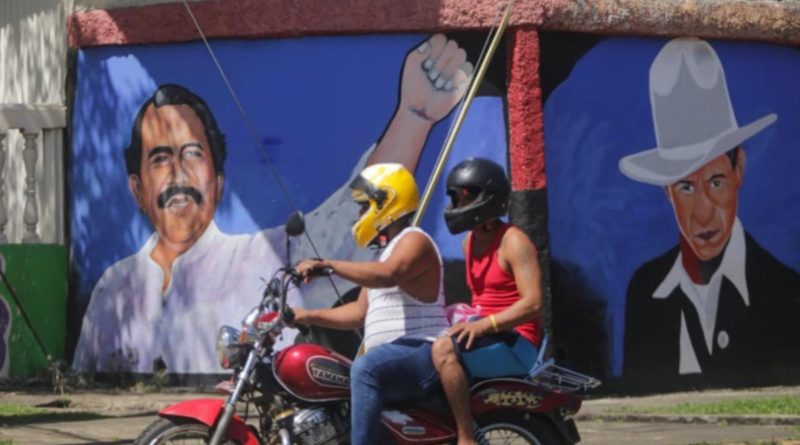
[620,38,800,389]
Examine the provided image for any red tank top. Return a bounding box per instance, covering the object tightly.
[466,223,541,347]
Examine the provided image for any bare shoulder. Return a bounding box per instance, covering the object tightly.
[502,226,537,251]
[391,229,437,258]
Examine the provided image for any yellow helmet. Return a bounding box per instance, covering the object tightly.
[350,163,419,248]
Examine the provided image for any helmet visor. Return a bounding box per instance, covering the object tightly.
[350,175,387,209]
[447,186,481,209]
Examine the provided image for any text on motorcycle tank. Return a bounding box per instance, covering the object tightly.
[307,356,350,388]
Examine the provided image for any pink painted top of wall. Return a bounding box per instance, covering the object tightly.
[69,0,800,49]
[67,0,544,48]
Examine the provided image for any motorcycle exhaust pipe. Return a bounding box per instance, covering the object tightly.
[279,428,291,445]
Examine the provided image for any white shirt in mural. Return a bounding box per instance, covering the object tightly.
[73,148,374,374]
[652,218,748,375]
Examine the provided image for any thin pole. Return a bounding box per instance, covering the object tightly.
[412,1,514,227]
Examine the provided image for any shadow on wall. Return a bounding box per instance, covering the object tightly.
[66,48,162,358]
[549,260,608,381]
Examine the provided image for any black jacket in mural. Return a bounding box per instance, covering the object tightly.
[623,232,800,391]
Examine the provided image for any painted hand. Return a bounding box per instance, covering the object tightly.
[400,34,474,123]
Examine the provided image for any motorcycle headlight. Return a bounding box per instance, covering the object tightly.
[216,325,247,369]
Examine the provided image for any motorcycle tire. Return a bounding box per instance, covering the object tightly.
[476,412,568,445]
[134,417,238,445]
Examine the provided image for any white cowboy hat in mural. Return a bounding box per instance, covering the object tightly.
[619,37,777,185]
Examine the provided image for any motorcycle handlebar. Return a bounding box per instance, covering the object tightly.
[261,267,315,337]
[282,306,309,336]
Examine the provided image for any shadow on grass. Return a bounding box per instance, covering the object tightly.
[0,411,110,426]
[0,409,157,427]
[60,442,130,445]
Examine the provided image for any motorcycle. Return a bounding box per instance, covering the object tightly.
[134,212,600,445]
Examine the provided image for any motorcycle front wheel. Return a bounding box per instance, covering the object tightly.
[476,412,567,445]
[134,418,238,445]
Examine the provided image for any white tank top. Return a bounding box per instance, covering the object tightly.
[363,227,450,352]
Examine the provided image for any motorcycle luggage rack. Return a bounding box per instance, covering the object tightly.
[526,336,602,393]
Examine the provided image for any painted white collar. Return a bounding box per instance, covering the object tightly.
[140,220,222,268]
[653,218,749,307]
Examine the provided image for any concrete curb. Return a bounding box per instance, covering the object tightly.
[577,412,800,426]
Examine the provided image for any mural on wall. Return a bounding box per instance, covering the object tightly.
[543,34,800,391]
[70,33,510,375]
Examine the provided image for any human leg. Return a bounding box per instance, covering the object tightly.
[350,341,439,445]
[432,336,475,445]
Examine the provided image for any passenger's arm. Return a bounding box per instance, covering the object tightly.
[492,227,543,329]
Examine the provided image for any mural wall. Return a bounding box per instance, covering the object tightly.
[543,33,800,392]
[0,245,68,378]
[70,33,509,375]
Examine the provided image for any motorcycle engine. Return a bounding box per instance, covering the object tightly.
[292,405,349,445]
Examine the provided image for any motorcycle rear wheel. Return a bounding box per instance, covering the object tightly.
[134,418,239,445]
[476,412,566,445]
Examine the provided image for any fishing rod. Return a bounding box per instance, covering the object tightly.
[412,1,515,227]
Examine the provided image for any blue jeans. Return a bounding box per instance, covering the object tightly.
[350,338,439,445]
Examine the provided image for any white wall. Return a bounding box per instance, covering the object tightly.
[0,0,70,244]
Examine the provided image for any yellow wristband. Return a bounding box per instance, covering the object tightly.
[489,314,499,333]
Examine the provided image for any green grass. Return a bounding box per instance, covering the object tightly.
[0,440,14,445]
[0,403,47,417]
[616,395,800,416]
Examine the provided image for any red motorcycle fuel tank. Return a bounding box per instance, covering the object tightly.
[273,343,352,401]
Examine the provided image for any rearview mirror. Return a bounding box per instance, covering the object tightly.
[285,211,305,237]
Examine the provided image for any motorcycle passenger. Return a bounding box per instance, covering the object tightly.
[293,163,450,445]
[432,157,544,445]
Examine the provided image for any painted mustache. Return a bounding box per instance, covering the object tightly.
[157,185,203,209]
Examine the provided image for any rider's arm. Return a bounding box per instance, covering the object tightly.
[493,227,542,330]
[319,232,440,303]
[294,287,368,330]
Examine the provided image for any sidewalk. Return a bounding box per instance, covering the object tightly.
[1,385,799,444]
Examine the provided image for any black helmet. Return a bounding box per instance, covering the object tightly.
[444,158,510,234]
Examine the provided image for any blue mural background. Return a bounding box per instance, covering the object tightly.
[71,34,508,305]
[543,37,800,376]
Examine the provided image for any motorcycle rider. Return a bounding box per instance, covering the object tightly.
[293,162,450,445]
[432,158,544,445]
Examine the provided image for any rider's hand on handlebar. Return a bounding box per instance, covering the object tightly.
[284,306,310,335]
[295,258,332,284]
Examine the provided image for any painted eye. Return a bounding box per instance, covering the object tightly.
[152,154,170,164]
[183,148,204,159]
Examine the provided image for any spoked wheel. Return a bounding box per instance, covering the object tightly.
[134,418,238,445]
[476,413,567,445]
